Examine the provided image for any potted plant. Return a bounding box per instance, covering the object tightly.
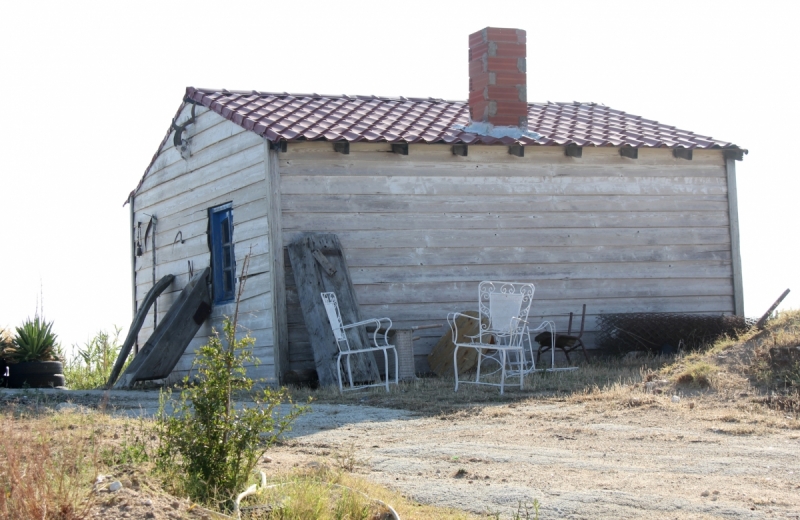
[1,316,65,388]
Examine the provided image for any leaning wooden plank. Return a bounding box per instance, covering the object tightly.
[114,268,212,389]
[287,232,380,387]
[106,274,175,388]
[756,288,791,330]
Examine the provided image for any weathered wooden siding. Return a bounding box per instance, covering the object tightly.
[131,104,274,383]
[278,142,735,373]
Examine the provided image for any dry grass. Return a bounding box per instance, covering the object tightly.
[287,310,800,421]
[654,310,800,415]
[288,356,673,415]
[0,405,99,519]
[246,465,480,520]
[0,398,480,519]
[0,398,171,520]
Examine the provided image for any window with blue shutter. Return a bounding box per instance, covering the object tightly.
[209,203,235,304]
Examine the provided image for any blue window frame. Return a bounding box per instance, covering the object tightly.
[209,203,235,304]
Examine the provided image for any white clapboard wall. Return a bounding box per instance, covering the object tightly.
[277,141,735,373]
[131,104,275,384]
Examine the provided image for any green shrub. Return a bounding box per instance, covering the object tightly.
[3,316,59,363]
[155,318,308,510]
[62,327,124,389]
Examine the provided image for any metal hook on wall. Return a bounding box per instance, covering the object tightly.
[135,222,143,256]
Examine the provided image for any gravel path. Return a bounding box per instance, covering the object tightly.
[6,388,799,519]
[276,399,800,519]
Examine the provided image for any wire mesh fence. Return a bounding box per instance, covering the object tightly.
[596,313,756,356]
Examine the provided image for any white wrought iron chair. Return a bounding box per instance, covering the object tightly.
[448,281,555,394]
[320,292,398,393]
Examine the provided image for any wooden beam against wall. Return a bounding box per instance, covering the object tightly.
[673,148,693,160]
[391,143,409,155]
[508,144,524,157]
[452,144,468,157]
[333,142,350,155]
[565,144,582,158]
[619,146,638,159]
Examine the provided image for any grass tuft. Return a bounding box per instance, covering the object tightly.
[240,466,476,520]
[673,360,716,387]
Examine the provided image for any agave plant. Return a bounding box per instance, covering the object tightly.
[3,316,60,363]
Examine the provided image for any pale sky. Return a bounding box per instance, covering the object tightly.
[1,0,798,349]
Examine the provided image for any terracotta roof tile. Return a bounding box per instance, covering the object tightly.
[129,87,747,201]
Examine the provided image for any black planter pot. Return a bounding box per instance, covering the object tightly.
[7,361,65,388]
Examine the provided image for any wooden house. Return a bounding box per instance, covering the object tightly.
[126,27,746,384]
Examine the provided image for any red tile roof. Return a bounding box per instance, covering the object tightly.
[186,86,743,150]
[127,87,745,203]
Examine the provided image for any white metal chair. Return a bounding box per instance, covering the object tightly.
[448,281,555,394]
[320,292,398,392]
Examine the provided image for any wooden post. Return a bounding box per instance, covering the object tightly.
[150,215,158,330]
[264,141,289,384]
[756,289,790,330]
[725,155,745,316]
[129,197,136,321]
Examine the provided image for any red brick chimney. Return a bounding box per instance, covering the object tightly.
[468,27,527,128]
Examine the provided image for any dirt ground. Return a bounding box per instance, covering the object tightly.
[269,396,800,519]
[10,387,797,520]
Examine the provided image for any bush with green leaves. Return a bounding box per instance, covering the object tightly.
[61,327,124,389]
[2,316,59,363]
[155,318,308,510]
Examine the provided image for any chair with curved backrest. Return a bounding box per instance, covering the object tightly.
[321,292,398,393]
[536,304,589,366]
[448,281,555,394]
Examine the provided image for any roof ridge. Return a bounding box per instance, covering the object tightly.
[190,87,462,105]
[190,87,611,108]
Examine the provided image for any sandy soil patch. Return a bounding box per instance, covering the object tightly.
[267,398,800,519]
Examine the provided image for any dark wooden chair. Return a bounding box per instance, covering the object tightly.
[535,304,589,365]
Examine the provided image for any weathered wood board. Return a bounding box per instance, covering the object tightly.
[106,274,174,388]
[278,142,737,374]
[287,232,380,387]
[115,268,212,389]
